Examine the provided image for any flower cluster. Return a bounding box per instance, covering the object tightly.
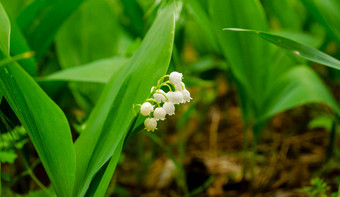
[135,71,192,132]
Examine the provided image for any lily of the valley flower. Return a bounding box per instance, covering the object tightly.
[135,71,192,132]
[153,89,167,103]
[169,71,183,85]
[154,107,167,120]
[167,91,184,104]
[140,102,154,116]
[144,118,157,132]
[163,102,175,115]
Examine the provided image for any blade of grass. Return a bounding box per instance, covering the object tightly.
[224,28,340,70]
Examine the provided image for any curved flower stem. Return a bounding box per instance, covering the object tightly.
[133,104,142,116]
[146,99,161,107]
[180,83,185,90]
[157,75,170,86]
[160,82,176,91]
[158,92,169,102]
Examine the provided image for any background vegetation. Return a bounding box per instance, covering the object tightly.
[0,0,340,196]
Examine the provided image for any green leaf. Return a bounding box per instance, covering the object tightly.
[0,2,10,53]
[260,66,340,121]
[301,0,340,45]
[120,0,145,36]
[9,16,37,76]
[73,3,176,196]
[16,0,85,60]
[209,0,270,122]
[266,0,306,30]
[224,28,340,70]
[42,57,128,83]
[0,53,75,196]
[185,0,219,53]
[56,0,127,69]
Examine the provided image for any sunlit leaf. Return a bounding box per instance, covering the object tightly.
[42,57,128,83]
[73,3,176,196]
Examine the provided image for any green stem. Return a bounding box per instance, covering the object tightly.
[146,99,161,107]
[242,123,249,182]
[20,151,52,196]
[157,75,170,86]
[158,92,169,102]
[0,51,35,67]
[160,82,174,92]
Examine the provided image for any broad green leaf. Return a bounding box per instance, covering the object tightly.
[16,0,85,59]
[266,0,306,30]
[9,16,36,76]
[0,0,32,18]
[260,66,340,121]
[55,0,129,113]
[301,0,340,45]
[0,53,75,196]
[42,57,128,83]
[84,139,124,197]
[209,0,270,122]
[185,0,219,53]
[56,0,127,69]
[73,3,176,196]
[120,0,145,36]
[224,28,340,70]
[0,2,10,53]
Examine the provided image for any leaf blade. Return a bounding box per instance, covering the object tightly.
[0,2,10,53]
[72,3,176,196]
[224,28,340,70]
[0,55,76,197]
[42,57,128,83]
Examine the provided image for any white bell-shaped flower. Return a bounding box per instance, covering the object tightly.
[144,118,157,132]
[167,91,184,104]
[154,107,167,120]
[169,71,183,85]
[163,102,175,115]
[153,89,166,103]
[140,102,154,116]
[181,89,192,103]
[175,82,186,91]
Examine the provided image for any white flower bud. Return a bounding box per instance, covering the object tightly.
[169,71,183,85]
[182,89,192,103]
[153,89,166,103]
[163,102,175,115]
[154,107,167,120]
[167,91,184,104]
[144,118,157,132]
[140,102,154,116]
[175,82,186,91]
